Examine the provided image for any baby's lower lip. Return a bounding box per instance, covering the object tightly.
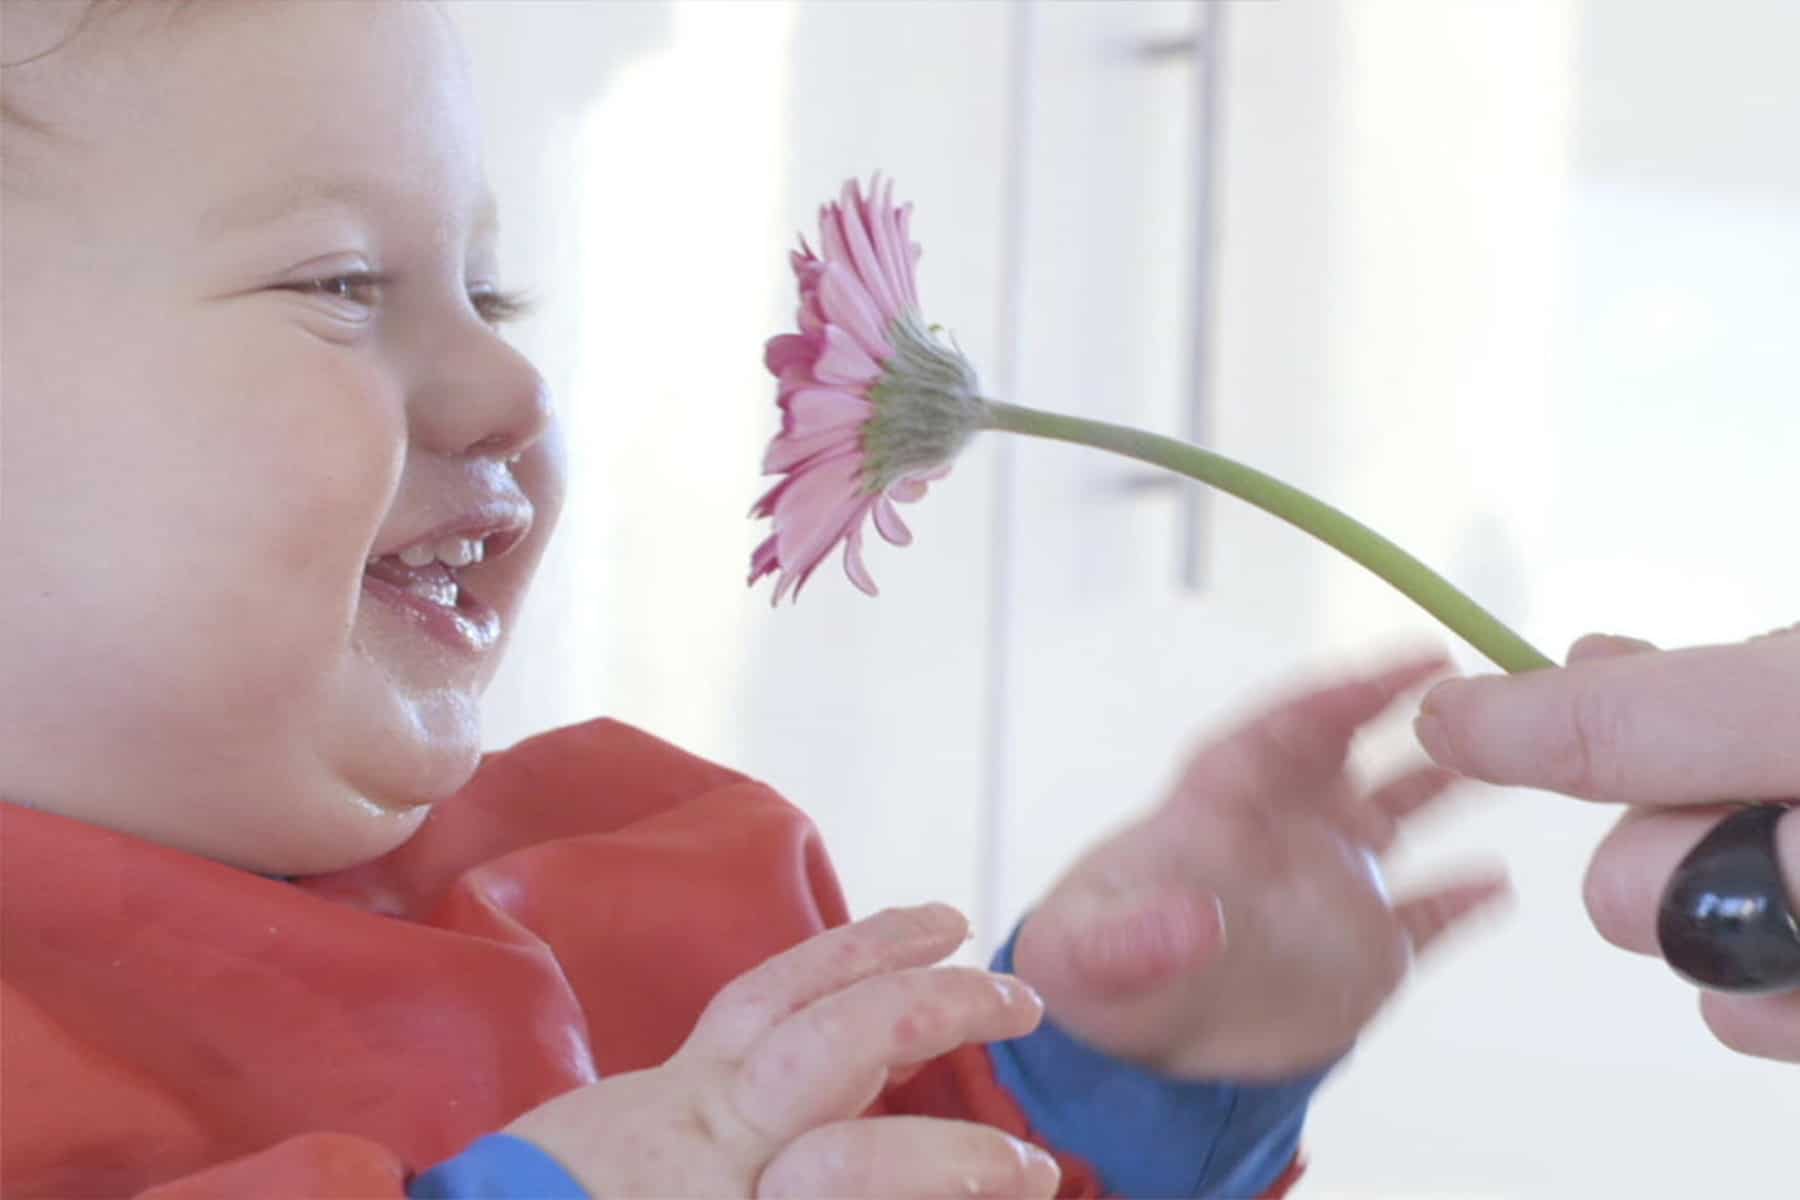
[361,566,501,655]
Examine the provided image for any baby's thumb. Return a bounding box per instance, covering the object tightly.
[1019,886,1226,1003]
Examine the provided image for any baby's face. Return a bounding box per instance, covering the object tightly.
[0,1,565,874]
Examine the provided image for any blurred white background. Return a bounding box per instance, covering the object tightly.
[453,1,1798,1195]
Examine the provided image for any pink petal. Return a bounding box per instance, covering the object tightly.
[839,179,905,322]
[749,474,792,519]
[813,324,882,386]
[772,553,809,606]
[772,452,868,571]
[887,478,928,503]
[819,200,852,270]
[793,249,824,289]
[872,495,913,545]
[793,249,826,323]
[866,177,916,316]
[764,332,817,376]
[841,520,879,596]
[817,262,894,362]
[780,497,875,605]
[784,387,873,435]
[775,364,818,402]
[789,238,820,275]
[893,202,921,310]
[763,426,860,474]
[748,533,780,584]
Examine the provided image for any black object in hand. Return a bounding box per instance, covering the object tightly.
[1657,802,1800,995]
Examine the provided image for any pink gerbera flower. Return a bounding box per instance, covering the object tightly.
[749,176,987,603]
[749,179,1556,680]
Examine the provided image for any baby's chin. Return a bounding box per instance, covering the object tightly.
[356,692,487,813]
[235,791,435,879]
[243,692,489,878]
[328,659,490,801]
[129,768,439,880]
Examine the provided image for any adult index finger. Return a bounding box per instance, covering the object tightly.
[1414,634,1800,806]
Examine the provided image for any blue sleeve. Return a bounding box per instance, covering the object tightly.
[987,928,1327,1198]
[408,1133,589,1199]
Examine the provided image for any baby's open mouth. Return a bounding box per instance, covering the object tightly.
[361,529,519,655]
[364,536,487,609]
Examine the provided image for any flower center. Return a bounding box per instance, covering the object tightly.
[859,313,989,494]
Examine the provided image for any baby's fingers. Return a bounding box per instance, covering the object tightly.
[734,967,1043,1140]
[690,903,970,1058]
[757,1117,1062,1199]
[1354,765,1461,854]
[1396,873,1512,956]
[1184,651,1450,800]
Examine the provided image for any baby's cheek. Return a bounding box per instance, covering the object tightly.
[183,350,404,704]
[244,359,404,573]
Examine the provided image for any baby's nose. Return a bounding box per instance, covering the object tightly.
[418,331,554,462]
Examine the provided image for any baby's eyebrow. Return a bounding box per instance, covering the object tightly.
[198,174,499,240]
[198,174,385,238]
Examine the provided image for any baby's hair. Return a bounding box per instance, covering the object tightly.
[6,0,103,60]
[0,0,201,133]
[1,0,102,132]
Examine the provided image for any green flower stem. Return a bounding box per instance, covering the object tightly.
[981,400,1553,674]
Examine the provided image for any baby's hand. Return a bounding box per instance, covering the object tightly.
[1013,654,1509,1081]
[505,904,1062,1198]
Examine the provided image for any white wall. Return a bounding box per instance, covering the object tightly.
[454,2,1798,1195]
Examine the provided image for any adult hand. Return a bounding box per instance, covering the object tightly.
[506,904,1063,1197]
[1415,629,1800,1062]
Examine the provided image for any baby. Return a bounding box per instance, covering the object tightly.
[0,2,1506,1196]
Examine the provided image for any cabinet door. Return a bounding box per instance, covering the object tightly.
[992,1,1361,933]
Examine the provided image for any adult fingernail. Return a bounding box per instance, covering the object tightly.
[1414,686,1461,765]
[1567,632,1655,662]
[1414,710,1447,760]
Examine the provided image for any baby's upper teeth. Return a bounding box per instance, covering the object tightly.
[394,537,484,569]
[435,536,485,567]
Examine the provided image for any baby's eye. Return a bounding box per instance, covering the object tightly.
[287,272,385,309]
[468,285,532,328]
